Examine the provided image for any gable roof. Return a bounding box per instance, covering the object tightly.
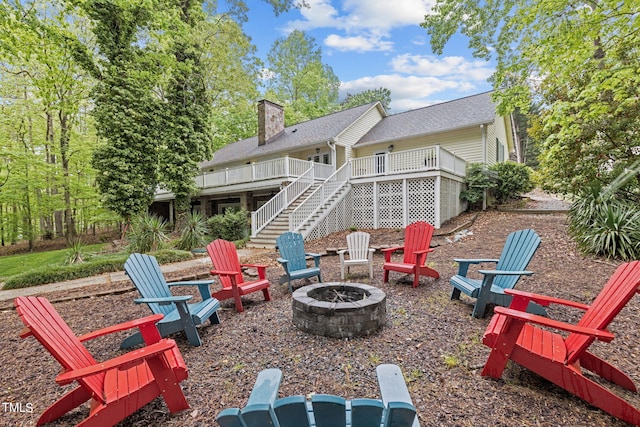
[355,91,497,147]
[201,102,383,169]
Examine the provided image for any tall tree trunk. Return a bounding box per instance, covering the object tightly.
[59,111,76,238]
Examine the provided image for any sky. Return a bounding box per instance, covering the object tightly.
[242,0,496,113]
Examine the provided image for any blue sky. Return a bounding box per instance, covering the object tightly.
[242,0,496,112]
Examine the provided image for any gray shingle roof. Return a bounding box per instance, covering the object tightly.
[201,102,381,169]
[355,91,497,146]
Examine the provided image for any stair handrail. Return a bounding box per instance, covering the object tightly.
[289,162,350,233]
[251,165,315,237]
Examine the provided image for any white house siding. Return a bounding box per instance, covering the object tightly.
[440,177,465,224]
[338,106,385,163]
[485,124,498,166]
[354,127,484,165]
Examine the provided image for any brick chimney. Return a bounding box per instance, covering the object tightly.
[258,100,285,146]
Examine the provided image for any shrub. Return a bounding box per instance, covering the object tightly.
[460,163,497,207]
[489,161,533,204]
[65,238,86,265]
[207,208,248,241]
[568,189,640,261]
[2,249,192,290]
[175,211,209,251]
[128,213,169,253]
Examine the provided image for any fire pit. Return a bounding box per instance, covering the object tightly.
[292,282,386,338]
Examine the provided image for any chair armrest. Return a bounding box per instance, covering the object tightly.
[382,246,403,253]
[305,252,321,260]
[276,258,288,265]
[336,249,347,255]
[56,339,178,385]
[504,288,591,311]
[167,280,214,287]
[210,269,240,277]
[241,264,268,279]
[134,295,192,305]
[478,269,533,277]
[493,307,615,342]
[77,314,164,342]
[453,258,499,264]
[168,280,215,300]
[413,248,434,254]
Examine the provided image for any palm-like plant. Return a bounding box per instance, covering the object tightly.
[176,211,209,251]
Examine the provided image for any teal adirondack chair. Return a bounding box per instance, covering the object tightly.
[450,228,546,318]
[216,364,419,427]
[276,232,322,292]
[122,253,221,348]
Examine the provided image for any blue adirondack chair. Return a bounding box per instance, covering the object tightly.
[449,228,546,318]
[122,253,221,348]
[216,364,419,427]
[276,232,322,292]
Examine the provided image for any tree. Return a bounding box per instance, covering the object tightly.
[422,0,640,199]
[341,87,392,111]
[266,29,339,122]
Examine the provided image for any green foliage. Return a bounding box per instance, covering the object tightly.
[460,163,497,207]
[267,29,339,121]
[341,88,392,111]
[207,208,248,242]
[422,0,640,201]
[127,213,169,253]
[568,187,640,261]
[489,161,533,204]
[65,238,86,265]
[175,211,209,251]
[2,249,192,290]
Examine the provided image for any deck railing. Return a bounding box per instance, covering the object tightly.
[350,145,466,179]
[251,166,315,237]
[289,162,351,233]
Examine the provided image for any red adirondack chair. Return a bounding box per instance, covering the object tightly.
[15,296,189,427]
[206,239,272,312]
[382,221,440,288]
[482,261,640,425]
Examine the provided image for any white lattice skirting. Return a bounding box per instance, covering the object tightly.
[306,176,465,240]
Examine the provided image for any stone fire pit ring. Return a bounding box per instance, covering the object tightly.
[292,282,387,338]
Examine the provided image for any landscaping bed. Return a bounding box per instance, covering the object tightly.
[1,210,638,426]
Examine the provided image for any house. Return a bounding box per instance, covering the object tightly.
[153,91,514,247]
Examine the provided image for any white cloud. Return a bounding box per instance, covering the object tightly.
[391,54,494,80]
[324,34,393,52]
[340,73,478,111]
[339,0,434,31]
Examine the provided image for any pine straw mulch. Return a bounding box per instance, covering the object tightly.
[1,210,639,427]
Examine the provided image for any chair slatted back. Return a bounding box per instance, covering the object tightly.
[402,222,434,264]
[15,296,105,403]
[494,229,541,289]
[207,239,245,289]
[276,232,308,272]
[566,261,640,363]
[347,232,371,261]
[125,253,174,317]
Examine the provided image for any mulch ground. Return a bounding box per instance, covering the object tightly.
[1,210,639,427]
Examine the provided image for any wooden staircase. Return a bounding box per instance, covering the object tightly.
[247,184,320,248]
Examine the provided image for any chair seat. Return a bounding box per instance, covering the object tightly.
[450,275,510,298]
[289,267,321,280]
[383,262,415,274]
[159,298,221,326]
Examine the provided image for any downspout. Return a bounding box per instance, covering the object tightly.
[327,138,337,169]
[481,124,487,210]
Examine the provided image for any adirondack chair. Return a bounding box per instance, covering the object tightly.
[122,253,221,348]
[449,228,545,318]
[382,221,439,288]
[337,231,375,280]
[216,364,419,427]
[482,261,640,426]
[15,296,189,427]
[206,239,272,312]
[276,231,322,292]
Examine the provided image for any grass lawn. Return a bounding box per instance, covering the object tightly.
[0,243,109,282]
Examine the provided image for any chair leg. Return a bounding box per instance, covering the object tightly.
[37,386,91,425]
[450,287,462,300]
[580,351,637,392]
[262,288,272,301]
[340,263,345,280]
[383,269,390,283]
[146,356,190,413]
[413,274,419,288]
[175,303,201,346]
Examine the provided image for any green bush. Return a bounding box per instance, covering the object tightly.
[2,249,192,290]
[207,208,249,241]
[175,211,209,251]
[489,161,533,204]
[128,213,169,253]
[460,163,498,207]
[568,188,640,260]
